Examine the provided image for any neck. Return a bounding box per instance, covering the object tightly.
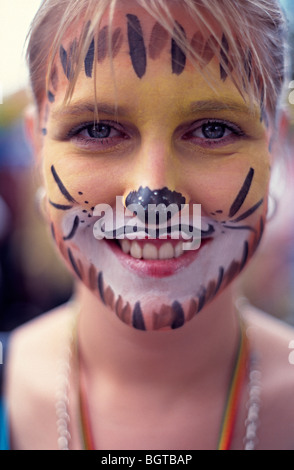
[74,284,241,387]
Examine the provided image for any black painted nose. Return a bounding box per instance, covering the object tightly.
[125,186,186,222]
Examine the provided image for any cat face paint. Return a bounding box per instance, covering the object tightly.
[40,4,271,331]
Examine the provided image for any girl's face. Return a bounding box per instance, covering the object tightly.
[39,4,271,331]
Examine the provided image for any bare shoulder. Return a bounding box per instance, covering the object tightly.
[243,306,294,449]
[8,303,74,363]
[6,303,75,449]
[244,306,294,374]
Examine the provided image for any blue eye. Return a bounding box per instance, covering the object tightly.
[201,122,226,139]
[67,120,130,150]
[87,124,112,139]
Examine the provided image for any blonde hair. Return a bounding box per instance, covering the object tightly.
[26,0,287,119]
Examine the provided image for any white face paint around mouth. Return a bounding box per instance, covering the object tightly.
[54,197,264,331]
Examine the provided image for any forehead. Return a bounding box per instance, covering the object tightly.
[48,2,255,115]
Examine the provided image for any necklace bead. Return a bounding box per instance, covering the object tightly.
[243,355,261,450]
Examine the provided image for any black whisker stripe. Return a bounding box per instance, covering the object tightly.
[67,248,82,280]
[51,165,77,203]
[132,302,146,330]
[50,222,56,241]
[49,200,73,211]
[214,266,224,295]
[222,224,257,233]
[171,301,185,329]
[229,167,254,218]
[254,216,264,250]
[126,14,147,79]
[97,271,105,304]
[171,22,186,75]
[230,198,264,223]
[63,216,80,240]
[239,241,249,271]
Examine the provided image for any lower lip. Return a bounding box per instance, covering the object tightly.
[106,239,211,278]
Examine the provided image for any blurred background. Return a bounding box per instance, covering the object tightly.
[0,0,293,331]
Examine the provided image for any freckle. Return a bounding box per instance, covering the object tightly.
[216,210,223,214]
[81,220,85,223]
[78,191,83,195]
[91,207,94,211]
[88,214,92,218]
[210,212,216,216]
[82,210,87,213]
[84,201,89,204]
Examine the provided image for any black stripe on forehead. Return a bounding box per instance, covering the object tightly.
[171,22,187,75]
[84,38,95,78]
[219,34,231,81]
[126,14,147,79]
[60,40,77,80]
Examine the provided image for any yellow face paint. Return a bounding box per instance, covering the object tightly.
[40,4,271,331]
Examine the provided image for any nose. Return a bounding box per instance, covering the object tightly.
[125,186,186,222]
[123,137,188,222]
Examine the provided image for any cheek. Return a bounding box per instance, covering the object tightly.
[184,149,270,219]
[42,149,127,211]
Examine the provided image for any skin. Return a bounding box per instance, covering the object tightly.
[39,7,270,332]
[5,2,294,451]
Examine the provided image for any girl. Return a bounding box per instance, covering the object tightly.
[1,0,294,450]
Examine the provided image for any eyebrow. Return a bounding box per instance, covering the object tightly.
[190,100,255,115]
[51,102,128,120]
[51,99,256,121]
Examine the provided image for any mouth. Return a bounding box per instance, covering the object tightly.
[106,237,212,278]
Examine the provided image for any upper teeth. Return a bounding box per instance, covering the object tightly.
[120,240,184,260]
